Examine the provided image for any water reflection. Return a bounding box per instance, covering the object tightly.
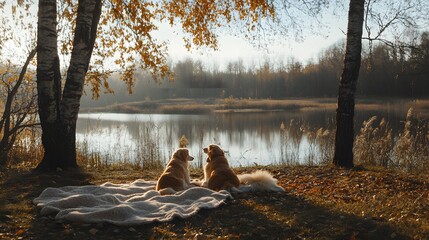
[76,109,409,167]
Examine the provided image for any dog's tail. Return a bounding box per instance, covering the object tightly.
[237,170,285,192]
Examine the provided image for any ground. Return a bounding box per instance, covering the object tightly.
[0,165,428,240]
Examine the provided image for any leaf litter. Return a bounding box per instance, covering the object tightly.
[0,165,427,239]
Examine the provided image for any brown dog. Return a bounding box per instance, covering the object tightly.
[202,144,240,191]
[156,148,194,195]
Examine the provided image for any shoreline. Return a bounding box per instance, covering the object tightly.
[80,97,429,115]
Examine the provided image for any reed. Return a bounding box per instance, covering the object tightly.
[279,119,303,165]
[134,123,165,170]
[315,128,335,164]
[354,116,393,167]
[392,108,429,171]
[353,108,428,172]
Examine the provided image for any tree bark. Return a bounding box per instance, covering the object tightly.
[333,0,365,168]
[35,0,62,171]
[59,0,102,168]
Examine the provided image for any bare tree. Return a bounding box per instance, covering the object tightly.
[363,0,429,51]
[0,49,38,167]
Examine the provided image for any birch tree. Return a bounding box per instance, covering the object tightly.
[333,0,365,168]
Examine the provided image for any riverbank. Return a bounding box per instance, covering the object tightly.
[0,165,427,239]
[81,97,429,115]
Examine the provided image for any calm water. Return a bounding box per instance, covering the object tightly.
[76,109,410,167]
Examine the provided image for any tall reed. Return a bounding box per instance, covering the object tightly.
[279,119,303,165]
[315,127,335,164]
[353,108,428,172]
[392,108,429,171]
[135,122,165,170]
[354,116,393,167]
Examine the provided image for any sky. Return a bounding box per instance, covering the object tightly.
[166,31,346,69]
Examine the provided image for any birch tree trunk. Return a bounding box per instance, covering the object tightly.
[36,0,62,171]
[333,0,365,168]
[58,0,102,168]
[36,0,102,171]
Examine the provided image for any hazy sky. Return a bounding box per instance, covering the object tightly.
[166,30,347,68]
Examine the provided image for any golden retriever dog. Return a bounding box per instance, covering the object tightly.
[202,144,240,191]
[156,148,194,195]
[202,144,285,192]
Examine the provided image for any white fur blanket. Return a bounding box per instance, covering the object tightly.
[33,180,231,225]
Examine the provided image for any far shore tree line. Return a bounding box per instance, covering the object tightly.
[82,32,429,108]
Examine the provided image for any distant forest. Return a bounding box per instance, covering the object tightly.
[82,32,429,107]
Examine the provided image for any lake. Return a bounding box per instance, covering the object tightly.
[76,107,414,167]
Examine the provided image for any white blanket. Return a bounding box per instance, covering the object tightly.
[33,180,232,225]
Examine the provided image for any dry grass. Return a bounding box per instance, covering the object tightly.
[85,97,339,114]
[81,97,429,118]
[159,104,212,114]
[219,97,337,112]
